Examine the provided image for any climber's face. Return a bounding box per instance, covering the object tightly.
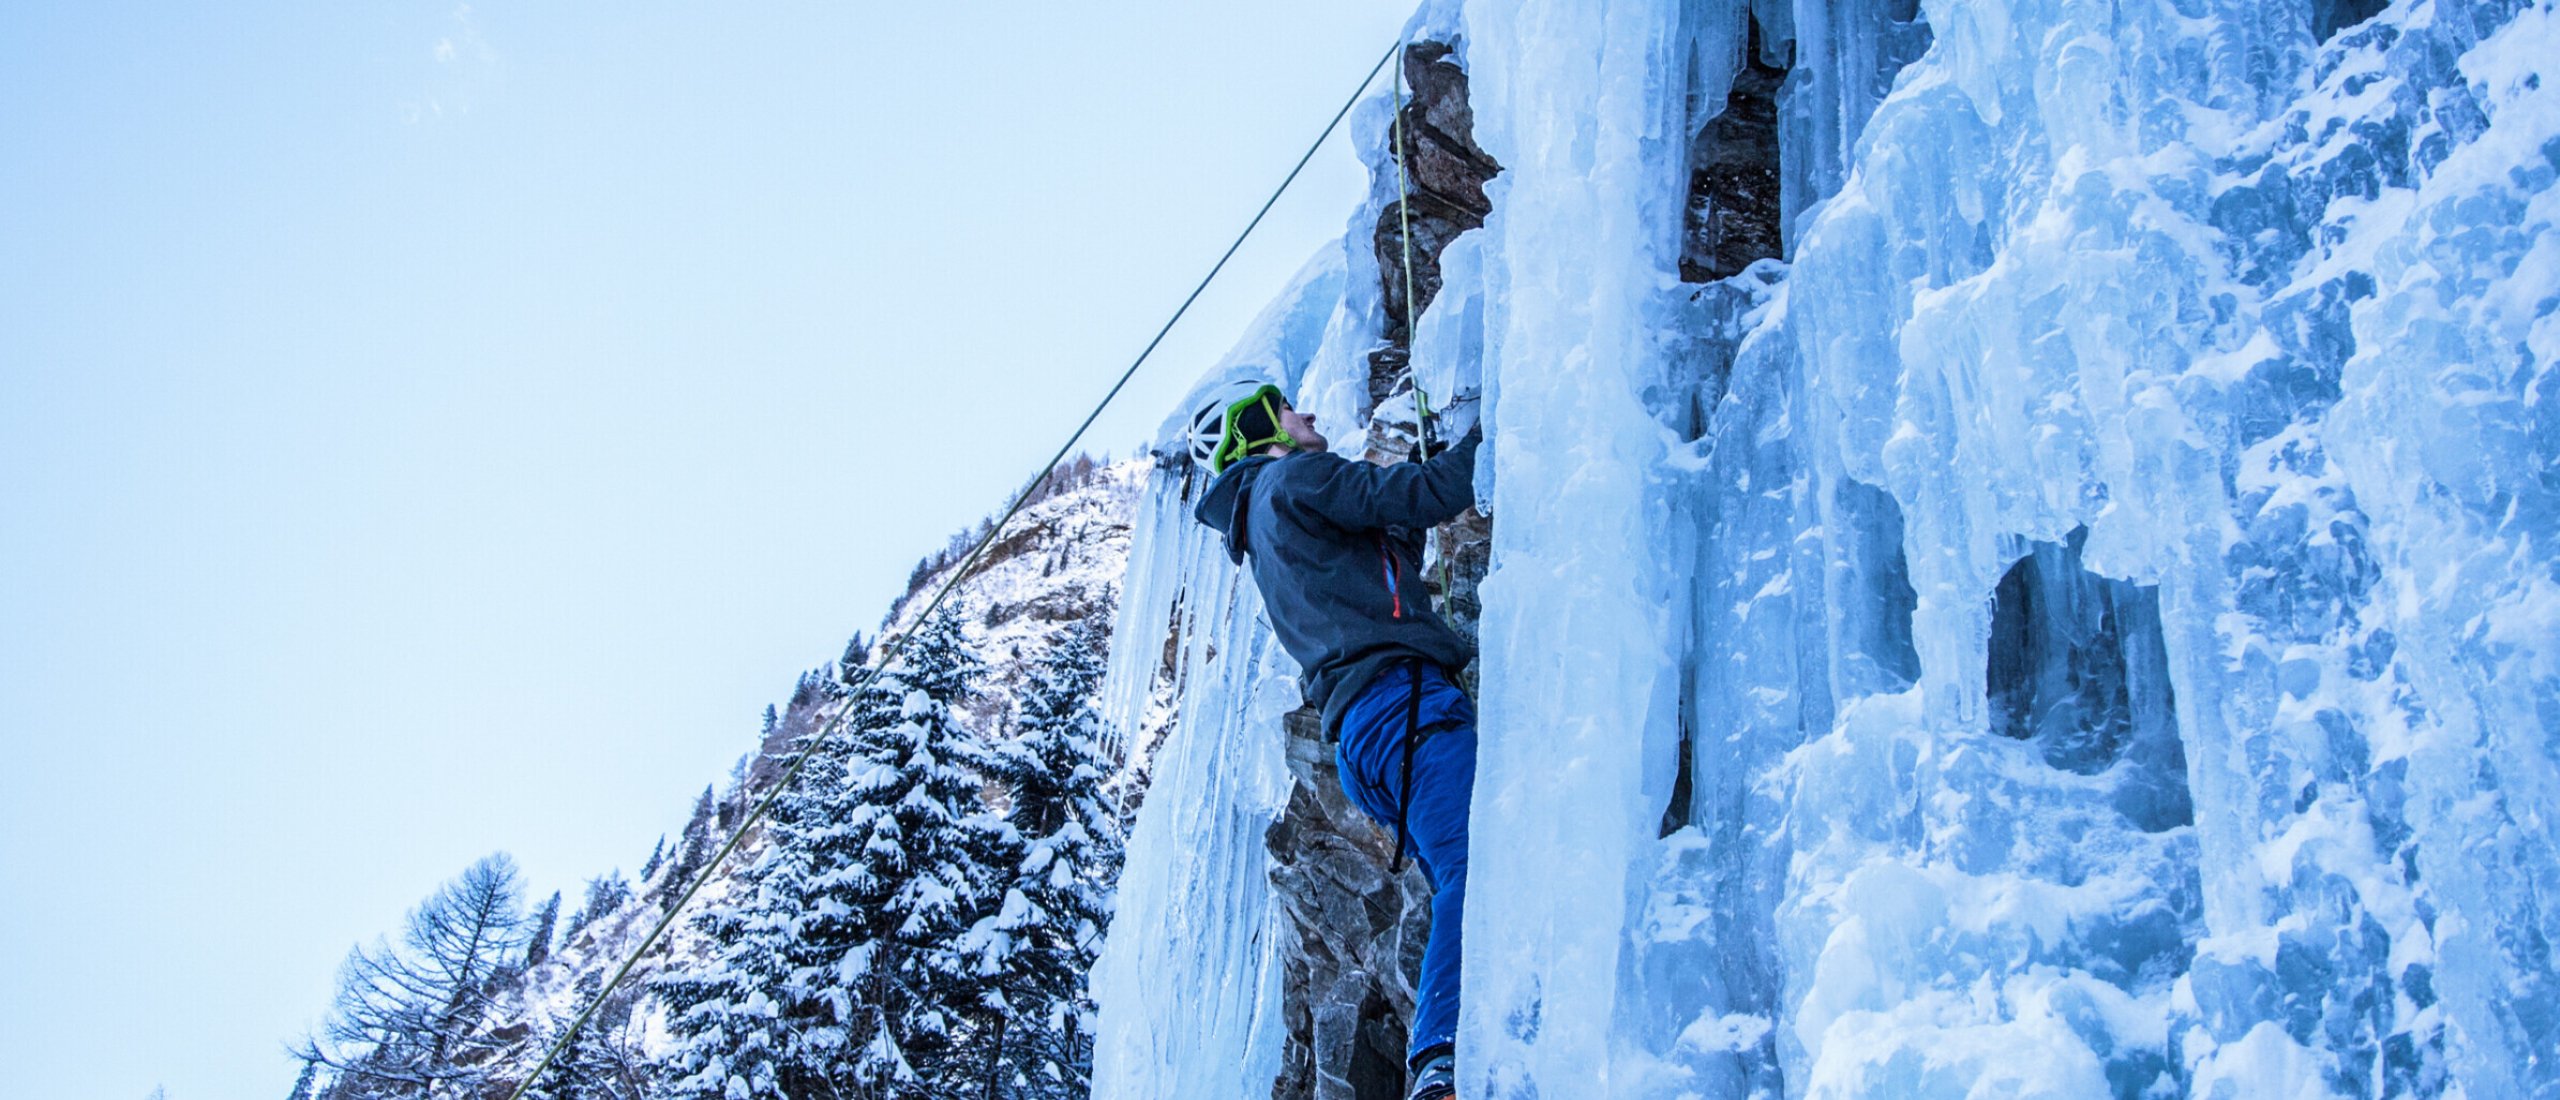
[1276,404,1328,454]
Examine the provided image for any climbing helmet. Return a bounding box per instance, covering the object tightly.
[1186,379,1297,474]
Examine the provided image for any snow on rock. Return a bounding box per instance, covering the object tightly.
[882,458,1146,743]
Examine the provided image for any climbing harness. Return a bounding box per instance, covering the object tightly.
[500,37,1410,1100]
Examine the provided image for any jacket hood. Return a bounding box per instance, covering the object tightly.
[1192,454,1275,563]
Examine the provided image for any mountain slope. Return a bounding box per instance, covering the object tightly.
[295,457,1145,1098]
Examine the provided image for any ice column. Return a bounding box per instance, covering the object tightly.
[1776,0,2560,1095]
[1458,0,1694,1095]
[1775,0,2253,1093]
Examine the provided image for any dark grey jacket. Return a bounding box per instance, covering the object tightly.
[1193,428,1481,736]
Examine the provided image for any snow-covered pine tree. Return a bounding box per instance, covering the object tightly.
[560,872,630,945]
[651,678,873,1100]
[525,891,561,969]
[838,607,1015,1094]
[671,784,717,890]
[653,608,1009,1100]
[966,617,1123,1098]
[520,971,655,1100]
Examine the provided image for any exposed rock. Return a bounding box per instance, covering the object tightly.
[1366,41,1505,466]
[1374,41,1502,345]
[1266,709,1434,1100]
[1426,507,1492,697]
[1681,20,1789,283]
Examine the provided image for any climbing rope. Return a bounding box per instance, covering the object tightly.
[499,36,1405,1100]
[1390,47,1437,462]
[1388,46,1462,611]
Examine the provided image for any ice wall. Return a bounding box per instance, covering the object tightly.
[1093,0,2560,1097]
[2312,5,2560,1092]
[1772,0,2559,1095]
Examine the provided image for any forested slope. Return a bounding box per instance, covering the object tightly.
[290,458,1144,1100]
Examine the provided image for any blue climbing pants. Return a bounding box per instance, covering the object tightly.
[1335,661,1475,1065]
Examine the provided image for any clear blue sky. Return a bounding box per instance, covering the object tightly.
[0,2,1406,1095]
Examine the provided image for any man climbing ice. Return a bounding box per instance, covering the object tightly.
[1185,379,1481,1100]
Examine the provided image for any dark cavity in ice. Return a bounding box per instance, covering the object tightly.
[2312,0,2390,42]
[1986,527,2191,830]
[1837,478,1923,693]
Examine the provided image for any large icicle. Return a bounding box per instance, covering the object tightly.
[1086,506,1300,1098]
[1088,253,1344,1099]
[1457,1,1694,1095]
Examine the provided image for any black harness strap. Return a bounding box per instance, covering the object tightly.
[1228,483,1253,561]
[1391,660,1424,874]
[1387,660,1465,875]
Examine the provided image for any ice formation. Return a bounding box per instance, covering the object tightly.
[1093,0,2560,1097]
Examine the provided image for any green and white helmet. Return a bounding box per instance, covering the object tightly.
[1186,379,1297,474]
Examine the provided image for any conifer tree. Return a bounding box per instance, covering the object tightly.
[654,608,1009,1099]
[650,706,860,1100]
[670,784,717,891]
[285,1059,319,1100]
[561,872,630,944]
[966,618,1123,1098]
[525,892,561,969]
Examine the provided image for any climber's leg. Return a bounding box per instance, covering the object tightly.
[1333,662,1478,1067]
[1399,717,1475,1063]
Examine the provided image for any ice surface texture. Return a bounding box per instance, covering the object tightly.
[1092,0,2560,1097]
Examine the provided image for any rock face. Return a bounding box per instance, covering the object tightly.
[1371,40,1501,695]
[880,458,1143,744]
[1365,41,1504,462]
[1265,709,1434,1100]
[1375,41,1501,349]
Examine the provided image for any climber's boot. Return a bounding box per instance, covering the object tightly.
[1408,1045,1455,1100]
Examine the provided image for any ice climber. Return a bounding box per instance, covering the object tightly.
[1186,379,1481,1100]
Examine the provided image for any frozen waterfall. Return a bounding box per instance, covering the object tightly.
[1093,0,2560,1096]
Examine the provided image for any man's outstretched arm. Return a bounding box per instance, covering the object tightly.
[1291,426,1482,531]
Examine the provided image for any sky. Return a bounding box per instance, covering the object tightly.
[0,2,1410,1095]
